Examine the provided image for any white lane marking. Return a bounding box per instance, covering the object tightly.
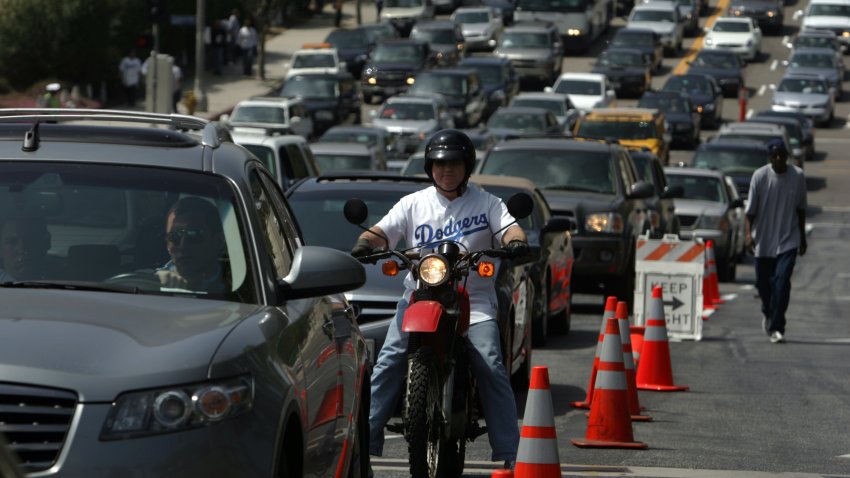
[836,272,850,278]
[746,108,753,119]
[782,35,789,45]
[824,338,850,344]
[846,114,850,128]
[809,222,850,228]
[816,138,850,144]
[740,284,755,290]
[757,84,766,96]
[839,453,850,458]
[833,296,850,301]
[805,223,814,235]
[821,206,850,211]
[720,293,738,301]
[770,59,778,71]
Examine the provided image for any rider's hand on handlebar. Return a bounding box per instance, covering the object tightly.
[505,239,529,259]
[351,238,374,258]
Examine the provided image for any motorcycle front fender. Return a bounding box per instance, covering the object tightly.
[402,300,443,333]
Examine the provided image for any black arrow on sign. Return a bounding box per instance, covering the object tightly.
[663,296,685,311]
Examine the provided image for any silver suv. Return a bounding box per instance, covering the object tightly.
[494,21,563,85]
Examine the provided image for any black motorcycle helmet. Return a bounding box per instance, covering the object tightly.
[423,129,476,194]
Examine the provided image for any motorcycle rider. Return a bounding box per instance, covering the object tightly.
[351,129,528,469]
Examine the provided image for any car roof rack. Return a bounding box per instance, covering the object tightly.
[0,108,229,150]
[316,172,432,183]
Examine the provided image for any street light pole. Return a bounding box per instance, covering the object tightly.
[194,0,208,112]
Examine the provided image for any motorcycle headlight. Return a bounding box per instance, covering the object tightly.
[419,255,449,286]
[101,376,252,440]
[585,213,624,233]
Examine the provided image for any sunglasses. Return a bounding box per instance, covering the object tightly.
[166,228,205,244]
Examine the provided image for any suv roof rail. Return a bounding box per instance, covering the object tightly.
[316,173,432,183]
[0,108,230,149]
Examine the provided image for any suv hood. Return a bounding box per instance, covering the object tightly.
[567,94,606,112]
[538,189,619,223]
[373,118,437,133]
[382,6,426,18]
[773,90,831,106]
[0,289,259,401]
[802,16,850,29]
[627,21,676,35]
[463,24,494,36]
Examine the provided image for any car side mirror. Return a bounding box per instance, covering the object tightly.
[662,185,684,198]
[277,246,365,299]
[219,113,230,123]
[629,180,655,199]
[541,216,573,233]
[731,198,745,209]
[543,86,554,93]
[781,60,789,67]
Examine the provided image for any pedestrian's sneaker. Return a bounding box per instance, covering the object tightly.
[769,331,784,343]
[762,314,768,334]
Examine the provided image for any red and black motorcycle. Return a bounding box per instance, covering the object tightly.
[343,193,532,478]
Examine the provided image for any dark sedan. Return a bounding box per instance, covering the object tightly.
[458,56,521,121]
[472,174,575,345]
[592,47,653,98]
[610,28,664,73]
[277,72,362,135]
[662,73,725,128]
[686,49,745,97]
[638,90,701,148]
[324,27,372,78]
[360,39,433,104]
[486,105,565,140]
[286,174,535,388]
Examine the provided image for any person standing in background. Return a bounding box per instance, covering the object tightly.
[226,9,241,65]
[171,62,183,113]
[745,139,807,344]
[237,18,258,76]
[118,49,142,107]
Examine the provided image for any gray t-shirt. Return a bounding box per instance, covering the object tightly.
[745,164,806,258]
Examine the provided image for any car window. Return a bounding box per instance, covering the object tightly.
[692,149,768,174]
[777,78,828,94]
[231,106,287,124]
[481,149,616,193]
[499,32,549,48]
[285,145,311,179]
[789,52,836,68]
[693,52,739,69]
[555,79,602,96]
[314,153,373,171]
[0,162,254,300]
[371,44,424,63]
[612,32,654,47]
[712,21,750,32]
[454,10,491,23]
[280,76,338,99]
[249,170,293,278]
[599,51,645,67]
[487,111,546,132]
[513,98,566,115]
[380,102,436,120]
[667,175,724,202]
[577,119,658,139]
[292,53,336,68]
[630,9,675,22]
[243,144,277,177]
[638,95,689,113]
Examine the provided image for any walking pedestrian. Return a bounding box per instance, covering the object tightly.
[334,0,343,27]
[375,0,383,20]
[118,49,142,107]
[745,139,807,344]
[171,62,183,113]
[237,18,258,76]
[226,9,241,64]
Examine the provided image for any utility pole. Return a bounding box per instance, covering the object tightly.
[194,0,208,112]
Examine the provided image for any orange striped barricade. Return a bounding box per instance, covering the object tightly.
[632,234,705,341]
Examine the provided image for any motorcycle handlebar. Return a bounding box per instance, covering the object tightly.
[354,246,511,267]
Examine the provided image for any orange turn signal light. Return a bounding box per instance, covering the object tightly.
[382,260,400,276]
[477,261,495,278]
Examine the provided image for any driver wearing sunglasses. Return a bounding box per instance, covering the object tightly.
[155,197,228,293]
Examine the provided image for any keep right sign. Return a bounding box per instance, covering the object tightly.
[632,234,705,341]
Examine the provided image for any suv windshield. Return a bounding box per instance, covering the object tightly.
[412,29,456,44]
[599,51,645,67]
[794,36,837,50]
[693,149,767,174]
[512,98,565,115]
[231,105,287,124]
[454,11,490,22]
[667,175,725,202]
[487,111,547,132]
[499,32,549,48]
[712,21,750,32]
[326,29,370,48]
[516,0,591,13]
[789,52,836,68]
[0,162,252,300]
[578,120,657,139]
[663,76,711,94]
[693,52,738,68]
[630,10,675,22]
[481,149,616,193]
[555,79,602,95]
[808,3,850,16]
[280,77,338,98]
[379,102,436,120]
[371,44,424,63]
[409,74,466,96]
[314,153,372,172]
[612,32,654,47]
[638,95,690,113]
[777,78,829,94]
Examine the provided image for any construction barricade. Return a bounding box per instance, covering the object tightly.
[632,234,705,341]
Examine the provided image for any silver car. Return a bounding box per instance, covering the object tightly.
[451,6,504,52]
[310,141,388,172]
[627,2,685,55]
[664,167,746,282]
[370,94,455,155]
[771,73,835,126]
[510,91,581,131]
[782,47,844,98]
[494,22,563,84]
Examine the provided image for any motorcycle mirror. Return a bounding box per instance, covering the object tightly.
[344,198,369,225]
[506,193,533,220]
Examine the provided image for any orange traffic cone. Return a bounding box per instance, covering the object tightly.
[571,296,618,409]
[572,317,648,449]
[636,287,689,392]
[630,325,645,366]
[516,366,561,478]
[492,470,514,477]
[706,240,724,305]
[616,301,651,422]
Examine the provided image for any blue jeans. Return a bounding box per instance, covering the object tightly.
[755,248,797,335]
[369,299,520,462]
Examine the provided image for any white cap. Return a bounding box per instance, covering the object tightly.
[46,82,61,92]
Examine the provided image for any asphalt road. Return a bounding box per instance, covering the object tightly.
[361,0,850,476]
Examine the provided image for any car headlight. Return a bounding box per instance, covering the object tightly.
[705,37,714,46]
[406,76,415,85]
[367,77,377,85]
[567,28,582,36]
[766,10,775,17]
[101,376,252,440]
[419,254,449,286]
[585,213,624,233]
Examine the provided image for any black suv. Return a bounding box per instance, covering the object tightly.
[361,39,434,104]
[476,138,654,304]
[410,20,466,66]
[407,68,488,127]
[277,72,362,135]
[458,56,520,120]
